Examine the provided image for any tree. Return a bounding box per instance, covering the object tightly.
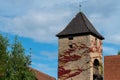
[6,36,36,80]
[0,34,9,80]
[118,51,120,55]
[0,34,36,80]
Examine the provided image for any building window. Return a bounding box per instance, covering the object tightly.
[68,36,73,48]
[93,59,103,80]
[68,36,73,40]
[95,38,97,46]
[69,44,73,48]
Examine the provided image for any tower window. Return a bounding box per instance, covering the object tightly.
[68,36,73,48]
[69,44,73,48]
[95,38,97,46]
[68,36,73,40]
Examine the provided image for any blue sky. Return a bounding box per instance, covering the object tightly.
[0,0,120,79]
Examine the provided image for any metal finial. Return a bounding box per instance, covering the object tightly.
[78,0,87,12]
[79,4,82,12]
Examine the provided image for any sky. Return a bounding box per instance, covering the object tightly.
[0,0,120,79]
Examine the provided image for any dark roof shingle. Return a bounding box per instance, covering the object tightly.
[56,12,104,40]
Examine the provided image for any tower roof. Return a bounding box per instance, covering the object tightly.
[56,12,104,40]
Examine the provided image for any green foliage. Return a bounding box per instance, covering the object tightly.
[0,34,36,80]
[118,51,120,55]
[100,63,103,75]
[0,34,9,77]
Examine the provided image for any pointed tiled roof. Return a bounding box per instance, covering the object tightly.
[56,12,104,40]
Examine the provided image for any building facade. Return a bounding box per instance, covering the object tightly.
[56,12,104,80]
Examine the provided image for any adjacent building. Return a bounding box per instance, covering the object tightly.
[104,55,120,80]
[32,68,56,80]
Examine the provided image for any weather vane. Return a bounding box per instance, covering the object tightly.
[78,0,87,12]
[79,4,82,12]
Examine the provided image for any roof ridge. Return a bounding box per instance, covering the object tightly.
[80,12,91,33]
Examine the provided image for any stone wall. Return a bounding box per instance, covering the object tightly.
[58,35,103,80]
[89,35,103,80]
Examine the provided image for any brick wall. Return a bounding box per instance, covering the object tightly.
[104,56,120,80]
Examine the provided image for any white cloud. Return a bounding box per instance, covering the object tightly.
[0,10,71,43]
[88,9,120,45]
[0,0,120,44]
[32,51,58,61]
[40,51,58,60]
[103,46,118,56]
[105,34,120,44]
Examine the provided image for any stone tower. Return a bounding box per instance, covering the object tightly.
[56,12,104,80]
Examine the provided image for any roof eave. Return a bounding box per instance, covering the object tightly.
[56,32,90,38]
[56,32,104,40]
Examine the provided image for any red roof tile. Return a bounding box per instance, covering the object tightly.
[31,68,56,80]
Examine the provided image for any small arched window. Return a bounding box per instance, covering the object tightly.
[93,59,101,80]
[94,59,100,66]
[69,44,73,48]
